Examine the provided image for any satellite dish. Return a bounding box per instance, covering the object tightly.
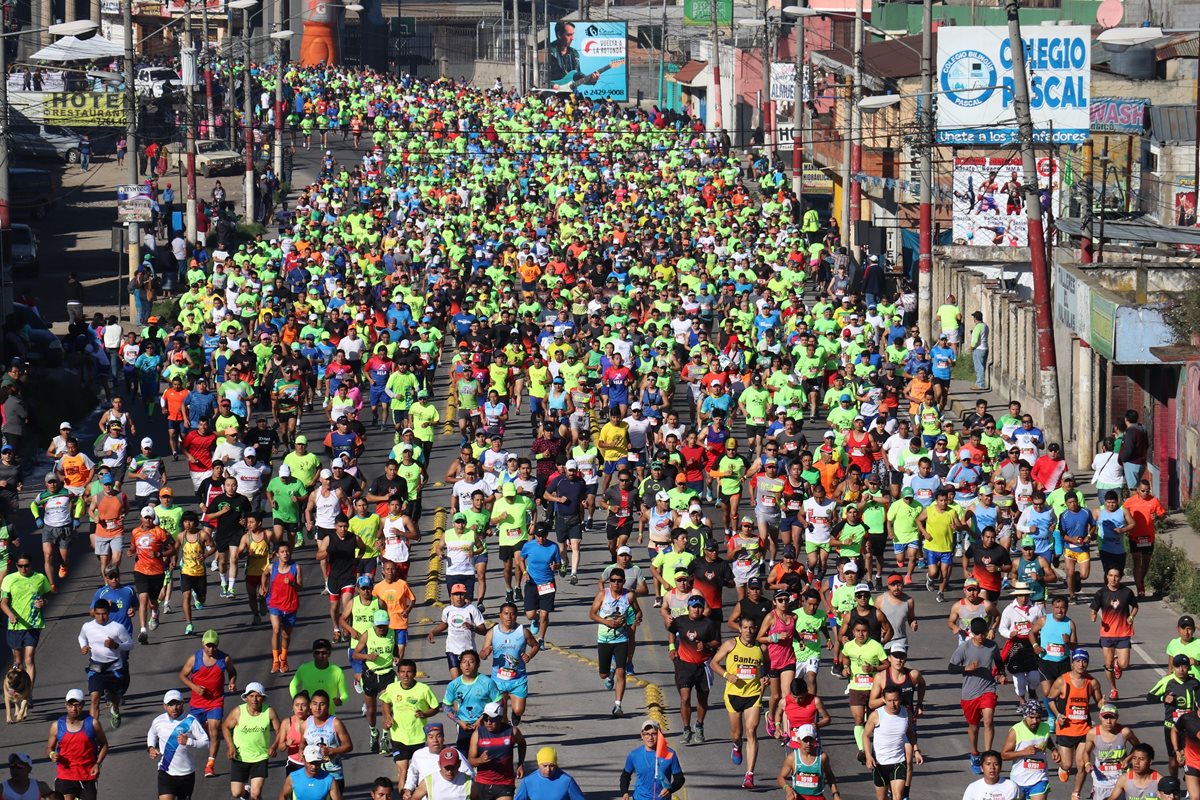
[1096,0,1125,29]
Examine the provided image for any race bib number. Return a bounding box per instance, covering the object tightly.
[795,771,819,788]
[1068,706,1087,721]
[800,630,818,642]
[751,416,766,426]
[736,665,757,680]
[1136,536,1151,546]
[1021,758,1045,771]
[628,452,640,463]
[1014,621,1032,637]
[853,673,873,689]
[1046,643,1065,658]
[787,500,802,511]
[763,495,777,507]
[851,448,864,457]
[537,581,556,596]
[496,667,517,681]
[104,519,120,531]
[736,558,753,568]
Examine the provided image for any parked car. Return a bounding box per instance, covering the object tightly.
[9,167,57,220]
[9,124,83,164]
[7,224,39,277]
[165,139,244,177]
[134,66,182,99]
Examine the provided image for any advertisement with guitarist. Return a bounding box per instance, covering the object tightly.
[546,20,628,101]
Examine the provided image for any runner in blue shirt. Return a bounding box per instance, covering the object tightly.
[620,719,685,800]
[517,527,561,643]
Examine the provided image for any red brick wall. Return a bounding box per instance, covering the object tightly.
[1109,365,1144,426]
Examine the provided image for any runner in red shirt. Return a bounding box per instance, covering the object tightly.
[128,508,175,645]
[1123,479,1167,596]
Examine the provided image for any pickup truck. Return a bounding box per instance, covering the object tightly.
[165,140,244,177]
[134,66,182,99]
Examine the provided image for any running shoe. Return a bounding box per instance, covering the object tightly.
[270,659,280,674]
[204,760,216,778]
[936,591,946,603]
[1110,688,1119,700]
[369,729,380,755]
[695,725,705,743]
[970,753,982,774]
[110,708,121,729]
[184,623,194,636]
[611,702,623,717]
[653,598,662,608]
[681,727,693,745]
[874,575,882,592]
[625,659,636,675]
[354,677,363,695]
[731,743,743,766]
[603,675,615,690]
[765,717,777,738]
[162,601,172,615]
[1058,768,1069,783]
[148,611,159,631]
[138,629,149,645]
[569,573,578,585]
[58,566,68,579]
[925,577,934,593]
[903,574,912,585]
[1114,665,1123,680]
[278,659,290,673]
[741,773,755,790]
[530,618,540,637]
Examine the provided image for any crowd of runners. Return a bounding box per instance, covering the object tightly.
[0,64,1188,800]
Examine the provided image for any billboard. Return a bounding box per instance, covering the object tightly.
[117,185,154,224]
[936,26,1090,145]
[684,0,732,26]
[951,156,1061,247]
[1090,97,1148,134]
[9,92,127,126]
[546,21,627,101]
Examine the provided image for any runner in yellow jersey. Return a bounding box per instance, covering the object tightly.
[712,616,768,790]
[178,511,215,636]
[916,488,967,603]
[237,514,272,626]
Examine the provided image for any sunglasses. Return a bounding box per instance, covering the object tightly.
[609,577,624,583]
[15,563,31,570]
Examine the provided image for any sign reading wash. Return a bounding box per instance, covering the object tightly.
[936,26,1090,145]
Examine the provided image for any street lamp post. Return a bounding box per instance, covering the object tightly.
[230,0,256,222]
[270,28,294,184]
[782,4,807,201]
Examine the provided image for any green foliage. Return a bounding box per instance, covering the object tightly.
[1186,495,1200,536]
[1164,279,1200,345]
[236,222,266,239]
[1147,539,1200,615]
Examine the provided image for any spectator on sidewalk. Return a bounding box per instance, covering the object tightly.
[1117,410,1149,490]
[969,310,989,391]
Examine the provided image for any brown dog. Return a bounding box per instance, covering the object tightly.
[4,666,31,722]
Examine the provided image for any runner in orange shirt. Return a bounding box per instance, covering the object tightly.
[56,438,94,497]
[129,505,176,644]
[87,471,127,576]
[161,376,190,460]
[372,559,416,661]
[1122,479,1167,596]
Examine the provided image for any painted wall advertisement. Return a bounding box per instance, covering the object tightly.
[1090,97,1148,134]
[951,156,1060,246]
[546,21,627,101]
[9,91,127,126]
[936,26,1090,145]
[684,0,732,25]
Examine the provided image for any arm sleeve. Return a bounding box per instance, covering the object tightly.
[190,719,211,749]
[147,720,159,750]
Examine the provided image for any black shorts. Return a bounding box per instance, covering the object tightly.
[597,641,630,675]
[363,669,395,698]
[523,581,556,614]
[273,520,299,534]
[499,545,519,563]
[607,524,632,541]
[746,425,765,441]
[867,533,887,558]
[1057,734,1086,749]
[181,573,207,605]
[933,377,950,388]
[1038,658,1068,684]
[889,470,904,486]
[86,665,123,697]
[157,770,196,800]
[476,784,517,800]
[1131,542,1154,555]
[134,571,163,596]
[1099,551,1127,576]
[1100,636,1132,650]
[674,660,711,694]
[390,741,422,762]
[229,759,268,783]
[725,694,758,713]
[555,515,583,541]
[215,531,239,551]
[872,761,907,787]
[55,779,97,800]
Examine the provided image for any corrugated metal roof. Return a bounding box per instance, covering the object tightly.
[1156,33,1200,60]
[1057,216,1200,246]
[1148,103,1196,144]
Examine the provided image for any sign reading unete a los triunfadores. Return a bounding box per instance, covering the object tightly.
[936,25,1090,145]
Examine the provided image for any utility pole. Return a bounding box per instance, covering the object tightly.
[840,75,852,246]
[185,5,198,244]
[124,0,140,322]
[274,32,285,182]
[513,0,521,94]
[790,7,805,201]
[202,1,216,136]
[849,0,863,253]
[1005,0,1063,447]
[1080,138,1093,263]
[658,0,667,105]
[917,0,933,342]
[759,0,771,149]
[0,21,10,318]
[242,4,254,222]
[710,0,722,129]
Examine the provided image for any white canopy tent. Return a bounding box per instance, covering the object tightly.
[30,35,122,63]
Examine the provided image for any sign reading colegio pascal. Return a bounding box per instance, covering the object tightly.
[936,25,1090,145]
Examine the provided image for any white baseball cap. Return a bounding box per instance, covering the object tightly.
[243,447,256,458]
[65,688,86,703]
[141,437,154,448]
[278,464,291,477]
[481,701,503,719]
[140,506,157,518]
[241,682,266,699]
[163,689,184,704]
[616,546,632,555]
[794,724,817,741]
[303,744,324,763]
[319,468,333,479]
[655,491,670,502]
[59,421,72,430]
[565,459,579,470]
[331,457,345,468]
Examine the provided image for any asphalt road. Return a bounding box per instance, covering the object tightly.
[0,141,1187,800]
